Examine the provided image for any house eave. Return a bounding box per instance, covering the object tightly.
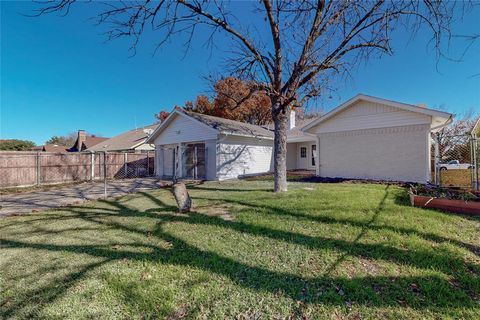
[219,131,274,140]
[301,93,453,133]
[146,109,219,144]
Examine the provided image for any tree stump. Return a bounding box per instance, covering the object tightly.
[172,181,192,212]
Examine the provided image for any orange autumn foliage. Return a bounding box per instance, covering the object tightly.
[185,77,272,125]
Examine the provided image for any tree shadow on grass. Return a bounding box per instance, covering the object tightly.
[1,187,479,318]
[192,188,480,257]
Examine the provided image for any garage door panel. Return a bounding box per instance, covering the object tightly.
[319,125,429,182]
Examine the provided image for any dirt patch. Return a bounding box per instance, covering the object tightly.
[358,258,380,275]
[196,204,235,221]
[166,304,188,320]
[343,257,380,278]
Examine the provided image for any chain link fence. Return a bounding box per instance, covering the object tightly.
[432,134,479,191]
[157,144,207,180]
[0,151,155,189]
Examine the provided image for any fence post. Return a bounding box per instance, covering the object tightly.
[103,151,107,199]
[90,153,95,181]
[146,151,150,176]
[124,153,128,178]
[434,133,440,186]
[36,151,41,186]
[473,138,479,191]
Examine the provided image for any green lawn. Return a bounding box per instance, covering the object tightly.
[1,181,479,319]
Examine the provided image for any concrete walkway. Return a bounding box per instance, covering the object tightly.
[0,178,168,217]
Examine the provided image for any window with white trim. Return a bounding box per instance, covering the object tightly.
[300,147,307,158]
[311,145,316,166]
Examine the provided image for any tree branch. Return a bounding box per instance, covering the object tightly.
[177,0,274,84]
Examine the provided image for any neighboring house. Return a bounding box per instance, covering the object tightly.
[68,130,109,152]
[36,144,69,153]
[87,124,158,153]
[471,116,480,138]
[147,94,452,183]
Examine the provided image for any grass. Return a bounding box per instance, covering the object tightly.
[0,180,479,319]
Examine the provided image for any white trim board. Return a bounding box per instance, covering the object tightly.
[302,94,453,132]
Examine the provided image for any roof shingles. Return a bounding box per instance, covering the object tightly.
[87,124,158,152]
[184,110,274,139]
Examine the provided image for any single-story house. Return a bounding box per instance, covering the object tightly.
[87,124,158,153]
[68,130,109,152]
[146,94,453,183]
[40,144,69,153]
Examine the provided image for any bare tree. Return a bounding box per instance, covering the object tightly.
[35,0,475,192]
[436,112,478,162]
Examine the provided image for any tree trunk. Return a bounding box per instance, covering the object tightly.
[172,181,192,212]
[171,145,192,212]
[273,106,288,192]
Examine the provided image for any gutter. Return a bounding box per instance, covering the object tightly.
[431,114,453,132]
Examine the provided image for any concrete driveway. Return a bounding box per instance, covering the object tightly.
[0,178,168,217]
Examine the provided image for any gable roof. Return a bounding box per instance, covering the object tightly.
[184,110,274,139]
[471,116,480,137]
[146,108,274,143]
[83,137,109,149]
[68,136,109,152]
[285,117,318,142]
[302,94,453,132]
[87,124,158,152]
[43,144,68,153]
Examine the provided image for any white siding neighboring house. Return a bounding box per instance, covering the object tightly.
[147,94,453,183]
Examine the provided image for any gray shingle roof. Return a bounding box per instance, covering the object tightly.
[183,110,274,139]
[87,124,158,152]
[286,117,318,139]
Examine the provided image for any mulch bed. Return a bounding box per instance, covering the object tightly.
[297,175,412,187]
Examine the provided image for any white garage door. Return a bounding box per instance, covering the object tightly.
[319,125,430,182]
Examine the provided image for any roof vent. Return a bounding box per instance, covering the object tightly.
[416,103,427,108]
[143,128,154,136]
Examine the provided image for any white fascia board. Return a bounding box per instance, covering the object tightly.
[301,94,453,132]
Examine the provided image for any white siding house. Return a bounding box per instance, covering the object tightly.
[217,135,273,180]
[146,108,274,181]
[147,95,452,183]
[302,94,452,183]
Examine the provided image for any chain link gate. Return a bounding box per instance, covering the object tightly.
[433,133,478,191]
[472,138,479,191]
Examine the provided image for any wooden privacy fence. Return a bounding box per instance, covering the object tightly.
[0,151,155,188]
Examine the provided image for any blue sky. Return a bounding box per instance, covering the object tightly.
[1,1,479,145]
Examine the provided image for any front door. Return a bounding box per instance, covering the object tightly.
[297,143,316,170]
[298,143,308,169]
